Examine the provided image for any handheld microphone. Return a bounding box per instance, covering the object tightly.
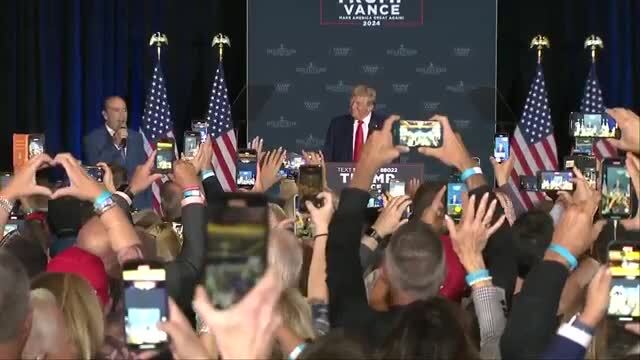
[120,127,128,148]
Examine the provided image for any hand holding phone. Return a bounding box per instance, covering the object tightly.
[393,120,443,148]
[122,261,169,350]
[607,242,640,321]
[84,166,104,183]
[493,134,510,163]
[447,182,466,220]
[236,149,258,190]
[154,139,175,174]
[600,158,634,219]
[571,112,620,139]
[538,171,574,192]
[298,165,323,211]
[183,131,200,160]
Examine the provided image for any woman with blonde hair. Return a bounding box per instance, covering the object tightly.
[31,272,105,360]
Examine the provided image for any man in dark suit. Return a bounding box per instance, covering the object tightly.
[83,96,151,209]
[323,85,386,162]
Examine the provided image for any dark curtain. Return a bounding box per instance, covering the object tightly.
[0,0,246,171]
[1,0,638,171]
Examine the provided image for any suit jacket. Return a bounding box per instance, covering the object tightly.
[83,126,151,209]
[323,111,387,163]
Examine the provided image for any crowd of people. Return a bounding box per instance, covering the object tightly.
[0,107,639,360]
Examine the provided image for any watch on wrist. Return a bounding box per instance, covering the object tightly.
[365,227,384,244]
[569,313,595,335]
[123,186,136,200]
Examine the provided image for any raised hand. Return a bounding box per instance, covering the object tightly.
[444,193,506,272]
[190,137,214,173]
[51,153,104,201]
[128,151,163,196]
[250,136,264,161]
[155,298,211,360]
[259,148,286,191]
[579,266,612,328]
[97,162,117,193]
[490,155,515,187]
[607,108,639,153]
[172,160,200,190]
[406,178,421,199]
[372,195,412,237]
[306,192,335,232]
[303,150,324,166]
[621,153,640,230]
[0,154,54,201]
[193,270,283,360]
[417,115,475,171]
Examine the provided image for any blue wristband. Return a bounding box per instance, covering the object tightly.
[201,170,215,181]
[548,244,578,271]
[288,343,307,360]
[465,269,490,286]
[460,167,482,182]
[94,191,113,208]
[183,190,202,198]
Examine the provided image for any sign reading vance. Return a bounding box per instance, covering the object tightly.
[321,0,424,27]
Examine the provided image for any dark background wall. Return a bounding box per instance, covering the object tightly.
[1,0,638,172]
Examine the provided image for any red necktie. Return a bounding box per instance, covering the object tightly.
[353,120,364,162]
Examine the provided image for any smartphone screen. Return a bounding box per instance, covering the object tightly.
[570,112,619,138]
[192,122,209,144]
[494,134,510,163]
[367,186,384,209]
[564,155,597,189]
[607,243,640,321]
[538,171,574,191]
[393,120,443,148]
[84,166,104,183]
[204,193,268,309]
[447,182,465,219]
[236,149,258,190]
[519,175,539,192]
[574,137,594,156]
[389,180,406,198]
[28,134,45,159]
[601,160,633,219]
[0,173,12,190]
[122,262,168,350]
[154,140,174,174]
[3,223,18,237]
[298,165,323,212]
[183,131,200,159]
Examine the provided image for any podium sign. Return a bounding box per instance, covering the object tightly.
[326,162,424,192]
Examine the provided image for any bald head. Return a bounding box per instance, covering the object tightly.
[22,289,74,359]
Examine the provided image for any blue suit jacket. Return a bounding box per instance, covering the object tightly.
[83,126,151,209]
[323,111,387,162]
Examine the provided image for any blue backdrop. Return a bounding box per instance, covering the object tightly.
[0,0,638,171]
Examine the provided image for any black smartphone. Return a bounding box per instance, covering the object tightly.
[519,175,539,192]
[601,158,634,219]
[298,164,323,212]
[564,155,597,189]
[367,186,384,209]
[570,112,620,139]
[537,170,574,192]
[573,137,594,156]
[183,131,200,160]
[393,120,443,148]
[236,149,258,190]
[122,260,168,350]
[84,166,104,183]
[607,242,640,321]
[28,134,45,159]
[494,134,510,163]
[204,193,268,309]
[192,122,209,144]
[447,182,466,220]
[154,139,175,174]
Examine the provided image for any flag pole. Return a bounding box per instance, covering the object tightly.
[584,35,603,64]
[212,33,231,63]
[149,32,169,62]
[530,35,550,64]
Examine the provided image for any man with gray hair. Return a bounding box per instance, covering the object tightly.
[22,288,75,359]
[0,249,32,359]
[268,228,303,289]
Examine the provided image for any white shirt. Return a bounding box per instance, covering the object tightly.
[352,112,371,152]
[106,124,126,155]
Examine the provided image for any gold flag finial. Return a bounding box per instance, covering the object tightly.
[530,35,550,64]
[149,32,169,61]
[584,35,603,63]
[212,34,231,62]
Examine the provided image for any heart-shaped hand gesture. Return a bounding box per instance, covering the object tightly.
[0,154,55,201]
[51,153,105,202]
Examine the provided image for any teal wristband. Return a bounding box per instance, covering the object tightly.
[548,244,578,271]
[465,269,490,286]
[460,167,482,182]
[288,343,307,360]
[94,191,113,208]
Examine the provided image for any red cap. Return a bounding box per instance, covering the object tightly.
[47,246,110,306]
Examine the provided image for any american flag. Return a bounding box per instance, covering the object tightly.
[508,64,558,210]
[206,63,237,191]
[580,63,617,159]
[141,61,174,213]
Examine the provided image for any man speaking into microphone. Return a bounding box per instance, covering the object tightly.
[83,96,150,208]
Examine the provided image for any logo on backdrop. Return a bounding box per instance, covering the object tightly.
[392,83,410,94]
[274,82,293,94]
[361,64,382,75]
[446,81,467,93]
[330,47,353,57]
[422,101,440,112]
[386,44,418,57]
[296,62,328,75]
[453,47,472,57]
[266,116,297,128]
[325,80,353,93]
[416,62,447,75]
[320,0,424,27]
[304,101,321,111]
[452,119,472,130]
[266,44,297,57]
[296,134,325,148]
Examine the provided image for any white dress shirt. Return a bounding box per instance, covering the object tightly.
[352,112,372,153]
[106,124,126,155]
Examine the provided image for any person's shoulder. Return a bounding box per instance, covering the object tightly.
[330,113,351,123]
[84,126,105,143]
